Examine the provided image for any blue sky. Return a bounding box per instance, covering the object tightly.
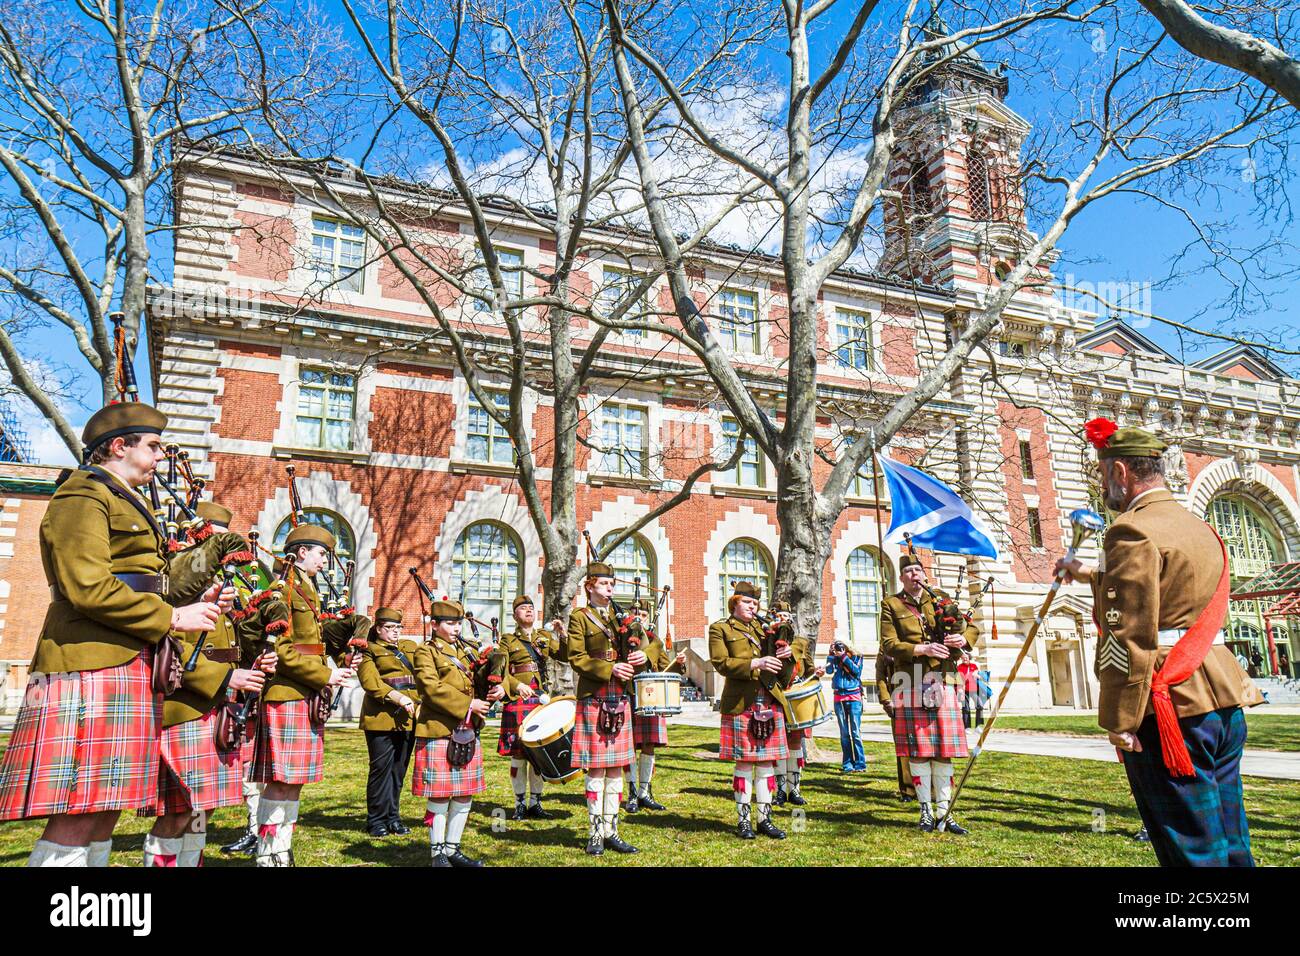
[8,0,1296,465]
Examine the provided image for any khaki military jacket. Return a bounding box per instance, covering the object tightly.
[875,648,898,711]
[642,634,685,675]
[567,604,644,699]
[500,626,560,699]
[323,612,371,666]
[413,635,479,739]
[879,589,975,684]
[709,616,794,716]
[264,568,332,702]
[357,636,422,733]
[31,467,175,674]
[1090,488,1262,734]
[789,634,817,685]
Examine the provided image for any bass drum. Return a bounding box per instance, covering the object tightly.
[519,696,582,783]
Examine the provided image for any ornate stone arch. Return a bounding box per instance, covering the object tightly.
[1188,458,1300,558]
[586,494,676,610]
[703,506,780,620]
[432,485,542,599]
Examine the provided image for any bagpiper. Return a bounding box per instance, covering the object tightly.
[492,594,564,820]
[625,599,686,813]
[143,500,275,866]
[411,598,488,867]
[0,404,228,866]
[1056,419,1263,866]
[357,606,420,837]
[567,562,641,856]
[879,555,977,835]
[250,523,356,866]
[708,581,792,840]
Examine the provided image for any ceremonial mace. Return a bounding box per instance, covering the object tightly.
[939,507,1105,829]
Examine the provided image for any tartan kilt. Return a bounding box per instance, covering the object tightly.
[496,696,542,758]
[891,682,969,759]
[632,711,668,747]
[0,651,162,820]
[719,697,790,763]
[150,709,243,815]
[249,699,324,785]
[412,736,486,799]
[572,687,634,769]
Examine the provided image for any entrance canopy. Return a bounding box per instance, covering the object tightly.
[1231,561,1300,675]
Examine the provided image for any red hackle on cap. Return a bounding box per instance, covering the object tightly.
[1084,417,1119,449]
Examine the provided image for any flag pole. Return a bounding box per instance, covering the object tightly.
[870,429,886,563]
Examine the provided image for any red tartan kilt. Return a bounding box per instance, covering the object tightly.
[411,736,486,799]
[496,696,542,757]
[572,688,634,769]
[891,684,969,759]
[250,699,324,785]
[0,651,162,820]
[150,709,244,815]
[719,698,789,763]
[632,711,668,747]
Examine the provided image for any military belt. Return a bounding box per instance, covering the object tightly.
[1157,628,1225,647]
[293,643,326,656]
[387,677,417,691]
[201,647,241,664]
[510,663,539,675]
[52,571,170,602]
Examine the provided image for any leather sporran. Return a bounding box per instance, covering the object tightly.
[152,635,184,695]
[749,706,776,741]
[596,697,626,736]
[213,700,241,753]
[446,724,477,768]
[308,686,333,726]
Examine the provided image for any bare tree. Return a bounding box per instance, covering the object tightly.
[0,0,344,457]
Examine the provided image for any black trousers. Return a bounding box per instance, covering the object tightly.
[365,729,415,829]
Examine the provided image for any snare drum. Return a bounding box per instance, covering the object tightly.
[519,696,582,783]
[633,672,684,716]
[784,676,832,731]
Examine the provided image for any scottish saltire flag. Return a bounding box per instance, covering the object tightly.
[878,456,1000,559]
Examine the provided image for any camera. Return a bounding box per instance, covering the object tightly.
[832,641,846,654]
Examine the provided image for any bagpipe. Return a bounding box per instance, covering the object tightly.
[582,530,644,665]
[284,464,356,621]
[409,568,496,729]
[901,532,995,646]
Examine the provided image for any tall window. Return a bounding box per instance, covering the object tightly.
[1019,439,1035,480]
[719,538,773,617]
[1207,494,1289,666]
[470,247,524,312]
[967,151,992,222]
[295,368,356,450]
[834,309,874,370]
[1027,507,1044,549]
[273,509,355,600]
[595,402,649,477]
[453,522,522,630]
[600,531,656,616]
[720,418,764,487]
[717,289,759,353]
[466,390,513,465]
[310,217,366,292]
[846,546,887,650]
[598,266,648,339]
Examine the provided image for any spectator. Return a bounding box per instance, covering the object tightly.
[825,640,867,772]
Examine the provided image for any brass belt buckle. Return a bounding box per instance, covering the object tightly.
[604,649,616,662]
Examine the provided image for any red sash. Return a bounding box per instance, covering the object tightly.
[1151,530,1230,777]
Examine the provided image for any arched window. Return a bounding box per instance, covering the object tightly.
[1207,494,1289,667]
[600,530,656,617]
[846,546,888,650]
[273,509,355,602]
[452,521,522,630]
[967,150,992,221]
[719,538,773,617]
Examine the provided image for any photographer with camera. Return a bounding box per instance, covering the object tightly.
[825,639,867,773]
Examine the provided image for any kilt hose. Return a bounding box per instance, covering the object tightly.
[149,709,244,816]
[632,710,668,747]
[1124,706,1254,868]
[719,695,790,763]
[0,651,162,820]
[250,699,324,785]
[573,686,634,769]
[891,681,969,760]
[412,736,486,800]
[496,696,542,758]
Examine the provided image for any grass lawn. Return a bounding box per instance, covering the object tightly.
[2,726,1296,867]
[992,711,1300,752]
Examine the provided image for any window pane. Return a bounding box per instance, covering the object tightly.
[454,522,521,629]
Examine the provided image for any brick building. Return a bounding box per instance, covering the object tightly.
[0,463,62,711]
[115,48,1297,713]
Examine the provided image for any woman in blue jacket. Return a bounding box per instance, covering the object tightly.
[825,641,867,772]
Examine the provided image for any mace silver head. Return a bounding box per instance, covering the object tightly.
[1067,507,1106,550]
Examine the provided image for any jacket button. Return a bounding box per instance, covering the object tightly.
[131,524,140,531]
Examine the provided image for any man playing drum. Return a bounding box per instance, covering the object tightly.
[709,581,793,841]
[626,599,686,814]
[567,562,641,856]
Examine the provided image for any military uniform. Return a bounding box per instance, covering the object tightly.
[626,604,685,813]
[411,599,486,868]
[496,594,561,820]
[358,607,419,836]
[0,404,174,868]
[1083,420,1262,867]
[776,605,816,807]
[880,557,977,833]
[709,582,793,840]
[875,648,916,801]
[567,562,640,855]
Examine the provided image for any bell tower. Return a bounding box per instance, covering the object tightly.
[879,13,1039,292]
